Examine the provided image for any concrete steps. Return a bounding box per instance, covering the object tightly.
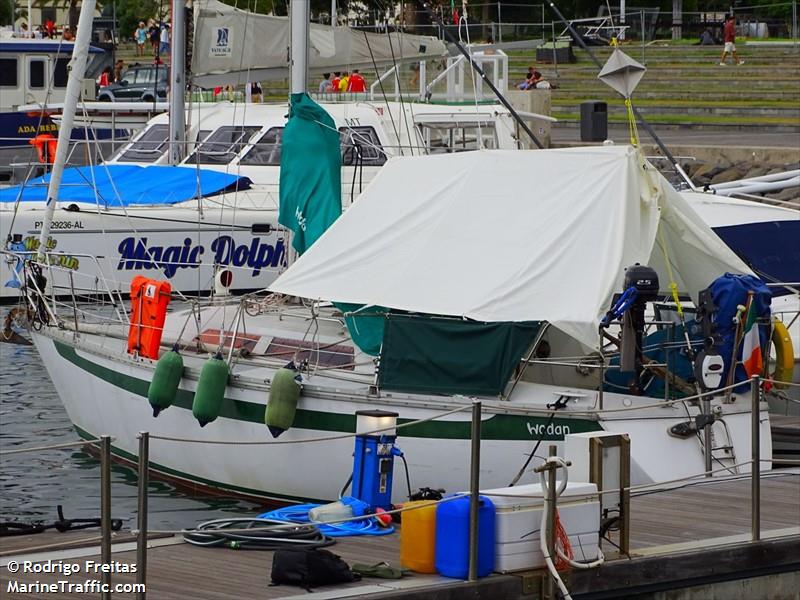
[508,42,800,131]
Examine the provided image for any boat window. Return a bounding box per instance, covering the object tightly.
[185,125,261,165]
[418,122,498,154]
[339,126,386,166]
[239,127,284,165]
[53,58,69,88]
[116,124,170,162]
[29,59,46,89]
[0,58,17,87]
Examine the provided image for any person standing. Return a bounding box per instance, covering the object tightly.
[720,15,744,65]
[250,81,263,102]
[114,59,125,82]
[331,72,342,92]
[134,22,147,56]
[338,71,350,92]
[319,73,333,93]
[149,21,160,55]
[61,25,74,41]
[159,23,170,55]
[347,70,366,93]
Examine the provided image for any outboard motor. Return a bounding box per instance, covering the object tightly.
[619,264,659,394]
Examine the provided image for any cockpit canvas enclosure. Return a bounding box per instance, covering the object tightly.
[269,146,751,351]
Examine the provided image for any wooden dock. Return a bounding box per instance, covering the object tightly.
[1,471,798,599]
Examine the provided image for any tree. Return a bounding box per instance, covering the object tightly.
[0,1,14,26]
[116,0,158,39]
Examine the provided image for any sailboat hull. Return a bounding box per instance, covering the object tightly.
[0,206,283,302]
[31,329,773,504]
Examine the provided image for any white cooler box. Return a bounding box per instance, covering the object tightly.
[483,482,600,573]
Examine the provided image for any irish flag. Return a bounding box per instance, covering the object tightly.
[741,297,763,377]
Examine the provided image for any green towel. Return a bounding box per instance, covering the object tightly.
[351,562,409,579]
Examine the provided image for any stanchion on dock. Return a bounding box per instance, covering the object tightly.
[468,400,482,582]
[100,435,112,600]
[136,432,149,599]
[751,376,761,541]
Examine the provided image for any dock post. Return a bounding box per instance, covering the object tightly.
[545,445,558,600]
[751,376,761,541]
[468,400,482,582]
[100,435,112,600]
[136,432,149,599]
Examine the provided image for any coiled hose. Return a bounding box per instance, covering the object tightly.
[259,505,395,537]
[182,518,335,550]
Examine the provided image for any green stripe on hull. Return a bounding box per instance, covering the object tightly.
[55,341,601,441]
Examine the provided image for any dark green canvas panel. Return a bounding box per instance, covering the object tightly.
[377,316,543,396]
[335,302,386,356]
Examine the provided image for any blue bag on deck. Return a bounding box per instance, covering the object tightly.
[709,273,771,390]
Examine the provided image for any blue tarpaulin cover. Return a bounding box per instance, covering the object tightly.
[0,165,251,207]
[710,273,772,390]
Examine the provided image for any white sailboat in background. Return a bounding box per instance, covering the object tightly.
[0,0,458,301]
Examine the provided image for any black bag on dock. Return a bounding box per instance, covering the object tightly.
[270,548,360,590]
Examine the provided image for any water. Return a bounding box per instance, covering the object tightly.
[0,342,262,531]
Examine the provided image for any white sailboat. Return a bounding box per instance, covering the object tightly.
[27,141,775,502]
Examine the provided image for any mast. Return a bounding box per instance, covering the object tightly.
[290,0,310,94]
[36,0,96,261]
[169,0,186,164]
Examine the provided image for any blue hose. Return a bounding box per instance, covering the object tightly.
[258,504,395,537]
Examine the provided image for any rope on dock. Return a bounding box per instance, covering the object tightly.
[148,404,473,445]
[0,437,111,457]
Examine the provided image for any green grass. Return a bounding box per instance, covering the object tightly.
[551,97,800,109]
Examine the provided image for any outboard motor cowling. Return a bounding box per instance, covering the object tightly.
[623,264,660,303]
[620,264,659,394]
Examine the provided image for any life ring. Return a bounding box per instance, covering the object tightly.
[770,319,795,388]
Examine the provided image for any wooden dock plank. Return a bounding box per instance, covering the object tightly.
[1,472,798,599]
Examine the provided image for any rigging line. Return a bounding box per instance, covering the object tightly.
[422,2,543,149]
[219,0,257,251]
[458,10,484,147]
[383,17,415,156]
[91,158,193,303]
[363,31,404,156]
[312,117,389,158]
[543,0,690,186]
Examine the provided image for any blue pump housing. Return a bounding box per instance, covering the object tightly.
[351,433,399,511]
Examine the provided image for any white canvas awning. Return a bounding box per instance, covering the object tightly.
[269,146,751,348]
[192,0,448,88]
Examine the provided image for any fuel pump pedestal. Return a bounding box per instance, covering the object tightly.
[352,410,401,511]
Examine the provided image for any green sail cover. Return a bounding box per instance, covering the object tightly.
[377,315,543,396]
[277,93,380,355]
[279,93,342,255]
